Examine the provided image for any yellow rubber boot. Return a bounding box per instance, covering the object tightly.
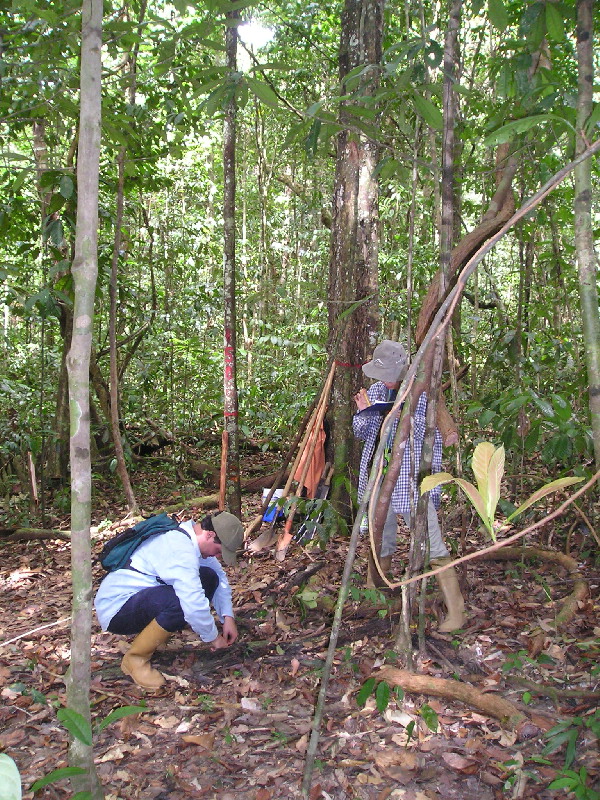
[121,620,171,689]
[431,558,466,632]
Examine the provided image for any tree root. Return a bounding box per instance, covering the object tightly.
[376,665,527,731]
[0,527,70,542]
[478,546,589,656]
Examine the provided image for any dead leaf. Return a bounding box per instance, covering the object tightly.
[295,733,308,753]
[275,609,291,633]
[290,657,300,677]
[118,713,140,738]
[441,752,478,772]
[181,733,215,750]
[240,697,262,713]
[152,715,180,729]
[374,750,417,771]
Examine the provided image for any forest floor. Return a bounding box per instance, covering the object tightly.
[0,458,599,800]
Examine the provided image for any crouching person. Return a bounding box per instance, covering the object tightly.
[94,511,244,690]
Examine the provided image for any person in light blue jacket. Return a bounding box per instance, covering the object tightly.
[95,511,244,690]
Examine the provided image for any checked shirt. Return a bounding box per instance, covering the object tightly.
[353,384,442,513]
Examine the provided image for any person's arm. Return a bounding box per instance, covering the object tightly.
[352,382,387,440]
[131,531,219,642]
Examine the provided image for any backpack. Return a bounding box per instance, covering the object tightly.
[98,513,189,572]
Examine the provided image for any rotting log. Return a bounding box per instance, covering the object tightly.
[377,665,526,731]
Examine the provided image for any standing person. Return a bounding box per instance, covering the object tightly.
[94,511,244,689]
[352,340,466,632]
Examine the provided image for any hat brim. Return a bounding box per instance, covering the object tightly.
[362,361,405,382]
[220,545,238,566]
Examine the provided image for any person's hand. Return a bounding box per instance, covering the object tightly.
[209,634,228,650]
[353,388,370,411]
[222,616,238,645]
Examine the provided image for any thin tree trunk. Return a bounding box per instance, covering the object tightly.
[574,0,600,468]
[109,149,138,512]
[223,10,242,516]
[65,0,104,796]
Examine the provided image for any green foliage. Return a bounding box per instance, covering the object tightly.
[466,385,593,469]
[421,442,583,539]
[542,710,600,770]
[548,767,599,800]
[501,649,555,675]
[30,703,146,794]
[356,678,404,714]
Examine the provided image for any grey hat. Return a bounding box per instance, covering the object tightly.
[212,512,244,565]
[362,340,408,383]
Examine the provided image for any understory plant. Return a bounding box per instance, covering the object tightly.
[420,441,584,539]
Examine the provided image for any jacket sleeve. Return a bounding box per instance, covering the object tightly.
[203,557,234,621]
[130,531,219,642]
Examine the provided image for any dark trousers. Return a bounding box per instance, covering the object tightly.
[107,567,219,635]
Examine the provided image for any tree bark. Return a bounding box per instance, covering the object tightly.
[65,1,104,796]
[574,0,600,469]
[327,0,383,517]
[223,10,242,517]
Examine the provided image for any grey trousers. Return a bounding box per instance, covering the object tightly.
[381,498,449,560]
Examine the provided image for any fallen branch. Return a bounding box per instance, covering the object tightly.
[0,527,71,542]
[505,676,600,702]
[479,545,589,630]
[0,616,71,649]
[377,666,526,730]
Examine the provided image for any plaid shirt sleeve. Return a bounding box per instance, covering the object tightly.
[353,382,391,503]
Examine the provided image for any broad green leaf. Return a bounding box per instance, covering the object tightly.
[486,445,505,521]
[488,0,508,30]
[483,114,552,147]
[0,754,21,800]
[245,77,280,109]
[375,680,390,713]
[338,294,376,322]
[31,767,88,791]
[420,703,439,732]
[356,677,376,707]
[545,3,565,41]
[471,442,496,496]
[57,708,93,746]
[413,94,443,130]
[420,473,455,494]
[455,478,493,534]
[96,704,147,733]
[507,477,584,521]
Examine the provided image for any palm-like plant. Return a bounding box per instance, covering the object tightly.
[420,442,584,540]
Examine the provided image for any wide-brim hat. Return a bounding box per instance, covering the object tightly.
[212,512,244,565]
[362,340,408,383]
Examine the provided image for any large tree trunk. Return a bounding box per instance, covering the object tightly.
[222,11,242,516]
[65,1,104,796]
[574,0,600,469]
[327,0,383,517]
